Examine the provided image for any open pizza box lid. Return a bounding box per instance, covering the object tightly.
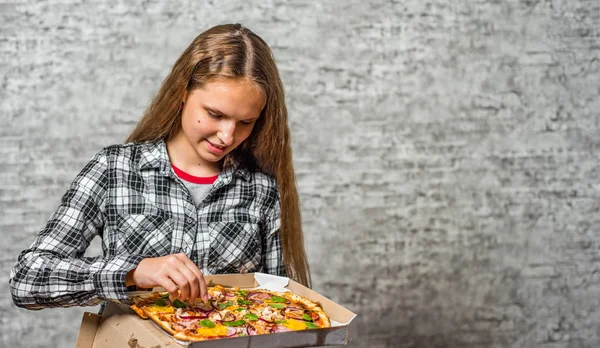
[75,273,357,348]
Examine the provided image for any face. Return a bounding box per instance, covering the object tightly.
[169,78,266,173]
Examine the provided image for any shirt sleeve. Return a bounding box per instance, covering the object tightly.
[262,191,287,277]
[8,149,145,309]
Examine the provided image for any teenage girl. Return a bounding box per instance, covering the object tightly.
[9,23,311,308]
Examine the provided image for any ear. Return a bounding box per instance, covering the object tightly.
[182,90,188,103]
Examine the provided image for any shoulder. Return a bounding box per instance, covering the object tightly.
[99,141,157,159]
[95,141,164,170]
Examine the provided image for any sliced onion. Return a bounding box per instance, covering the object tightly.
[258,317,272,324]
[226,327,238,337]
[246,326,258,336]
[271,324,291,333]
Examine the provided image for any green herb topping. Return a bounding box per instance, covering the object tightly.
[244,313,258,321]
[199,319,215,328]
[237,298,252,305]
[218,301,233,309]
[173,299,187,308]
[223,320,246,327]
[306,322,319,329]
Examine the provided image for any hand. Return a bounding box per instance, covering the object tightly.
[126,253,208,303]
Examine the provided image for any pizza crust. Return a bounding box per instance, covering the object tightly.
[130,304,148,319]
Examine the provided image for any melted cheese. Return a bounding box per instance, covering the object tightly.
[146,305,175,313]
[196,324,228,337]
[282,319,308,331]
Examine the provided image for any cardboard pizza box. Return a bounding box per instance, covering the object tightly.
[75,273,357,348]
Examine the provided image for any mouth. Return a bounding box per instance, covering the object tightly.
[205,140,226,154]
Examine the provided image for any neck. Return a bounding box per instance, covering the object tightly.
[166,133,222,177]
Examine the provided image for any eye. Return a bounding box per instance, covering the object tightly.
[240,120,254,125]
[207,111,222,119]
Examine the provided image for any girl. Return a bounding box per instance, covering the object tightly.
[9,23,311,308]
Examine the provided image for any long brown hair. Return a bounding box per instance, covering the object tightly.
[126,24,311,287]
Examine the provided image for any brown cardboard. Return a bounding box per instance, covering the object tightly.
[76,273,356,348]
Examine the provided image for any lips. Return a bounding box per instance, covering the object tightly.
[205,140,226,154]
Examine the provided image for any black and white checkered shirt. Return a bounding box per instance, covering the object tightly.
[9,140,284,309]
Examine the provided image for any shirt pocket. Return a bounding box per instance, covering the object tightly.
[206,222,262,274]
[115,213,173,257]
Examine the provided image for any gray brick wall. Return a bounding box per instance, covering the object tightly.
[1,1,599,347]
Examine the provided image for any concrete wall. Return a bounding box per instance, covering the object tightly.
[1,0,599,347]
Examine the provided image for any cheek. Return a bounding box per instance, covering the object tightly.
[236,127,254,143]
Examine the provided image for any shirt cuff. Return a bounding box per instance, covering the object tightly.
[93,254,145,304]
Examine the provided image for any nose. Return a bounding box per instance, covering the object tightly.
[217,121,235,146]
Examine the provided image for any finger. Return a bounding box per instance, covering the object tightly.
[182,258,205,303]
[178,264,200,303]
[168,269,191,302]
[156,275,179,301]
[198,271,208,302]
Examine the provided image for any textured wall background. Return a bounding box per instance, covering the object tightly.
[1,0,600,347]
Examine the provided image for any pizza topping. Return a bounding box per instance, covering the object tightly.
[281,318,312,331]
[173,299,188,308]
[218,301,234,309]
[272,324,292,333]
[258,317,273,324]
[198,319,215,328]
[195,324,228,337]
[281,306,304,320]
[305,310,320,321]
[246,326,258,336]
[129,287,330,342]
[270,296,287,303]
[247,291,272,301]
[259,306,276,321]
[209,311,223,321]
[237,298,252,306]
[219,310,236,322]
[146,304,175,313]
[222,319,246,327]
[244,313,258,321]
[226,327,239,337]
[305,322,319,329]
[178,314,209,320]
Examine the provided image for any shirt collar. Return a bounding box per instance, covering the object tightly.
[138,139,252,181]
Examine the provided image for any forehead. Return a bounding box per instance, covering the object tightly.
[189,78,266,119]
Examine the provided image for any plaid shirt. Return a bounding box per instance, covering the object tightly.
[9,140,284,309]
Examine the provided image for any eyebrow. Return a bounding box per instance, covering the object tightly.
[205,105,258,121]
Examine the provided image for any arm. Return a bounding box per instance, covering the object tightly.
[8,150,144,309]
[262,192,287,277]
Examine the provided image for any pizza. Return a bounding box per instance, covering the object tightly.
[129,285,331,341]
